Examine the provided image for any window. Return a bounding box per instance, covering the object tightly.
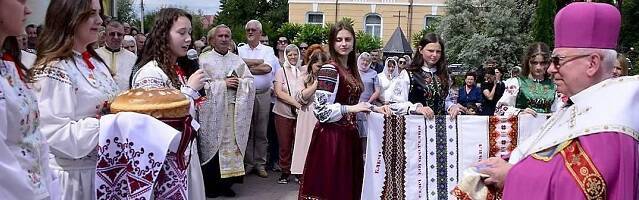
[365,14,382,38]
[424,16,439,29]
[307,13,324,25]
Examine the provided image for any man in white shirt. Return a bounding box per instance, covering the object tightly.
[237,20,277,178]
[95,20,137,90]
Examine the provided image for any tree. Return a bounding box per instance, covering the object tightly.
[215,0,289,44]
[356,31,382,53]
[276,23,302,44]
[439,0,535,71]
[531,0,556,48]
[116,0,136,24]
[295,24,328,46]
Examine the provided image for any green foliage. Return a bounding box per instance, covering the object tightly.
[438,0,535,71]
[277,23,303,44]
[620,0,639,52]
[190,10,207,40]
[411,29,429,49]
[356,31,382,53]
[142,10,158,33]
[116,0,136,24]
[295,24,328,45]
[531,0,556,48]
[215,0,289,44]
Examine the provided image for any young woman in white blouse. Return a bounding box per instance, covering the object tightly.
[0,0,58,199]
[377,57,410,104]
[32,0,119,199]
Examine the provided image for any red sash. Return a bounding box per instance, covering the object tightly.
[560,140,607,200]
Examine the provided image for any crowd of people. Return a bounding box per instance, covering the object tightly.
[1,0,637,199]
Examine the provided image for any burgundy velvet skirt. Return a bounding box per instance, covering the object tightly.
[299,122,364,200]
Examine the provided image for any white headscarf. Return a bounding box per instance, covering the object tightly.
[284,44,301,70]
[358,52,372,72]
[382,57,399,79]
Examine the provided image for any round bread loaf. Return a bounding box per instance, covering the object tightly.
[110,88,190,118]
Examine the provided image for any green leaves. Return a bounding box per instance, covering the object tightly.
[356,31,382,53]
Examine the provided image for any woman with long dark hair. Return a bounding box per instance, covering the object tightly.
[0,1,58,199]
[403,33,462,118]
[130,8,207,199]
[496,42,561,116]
[299,21,387,199]
[32,0,119,199]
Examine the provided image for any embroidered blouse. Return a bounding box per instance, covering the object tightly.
[313,62,362,123]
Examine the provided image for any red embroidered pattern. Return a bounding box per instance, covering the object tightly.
[560,140,607,200]
[96,137,162,199]
[488,116,518,158]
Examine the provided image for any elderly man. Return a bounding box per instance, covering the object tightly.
[477,3,638,199]
[237,20,278,178]
[95,21,137,90]
[123,22,131,35]
[25,24,37,51]
[198,24,255,198]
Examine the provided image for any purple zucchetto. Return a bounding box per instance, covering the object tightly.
[554,2,621,49]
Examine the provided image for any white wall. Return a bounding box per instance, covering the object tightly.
[26,0,51,26]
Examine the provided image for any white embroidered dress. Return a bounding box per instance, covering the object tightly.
[131,60,206,200]
[34,51,120,200]
[0,54,56,200]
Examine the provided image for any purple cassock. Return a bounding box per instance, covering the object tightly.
[503,3,638,199]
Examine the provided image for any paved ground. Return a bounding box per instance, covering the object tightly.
[210,172,300,200]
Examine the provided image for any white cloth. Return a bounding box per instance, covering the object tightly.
[0,57,57,200]
[509,75,639,163]
[34,52,120,200]
[237,44,277,91]
[95,47,137,90]
[130,60,206,199]
[20,50,36,69]
[95,112,181,200]
[377,70,409,103]
[362,114,549,199]
[197,50,255,175]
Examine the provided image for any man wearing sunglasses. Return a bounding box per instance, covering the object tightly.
[471,3,638,199]
[95,20,137,91]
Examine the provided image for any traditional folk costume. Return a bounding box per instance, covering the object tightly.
[496,76,561,116]
[299,61,364,200]
[197,50,255,195]
[95,46,137,90]
[0,53,57,200]
[34,51,120,200]
[377,58,409,104]
[394,65,453,115]
[290,65,318,175]
[131,60,206,199]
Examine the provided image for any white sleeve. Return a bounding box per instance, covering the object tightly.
[36,64,100,159]
[495,78,521,116]
[313,64,344,123]
[0,86,37,200]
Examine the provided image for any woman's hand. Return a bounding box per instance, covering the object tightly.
[374,105,392,116]
[519,108,538,117]
[187,69,208,91]
[416,106,434,119]
[348,102,372,113]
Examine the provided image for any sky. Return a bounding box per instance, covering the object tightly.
[132,0,221,15]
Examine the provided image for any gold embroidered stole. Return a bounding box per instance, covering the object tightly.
[559,140,607,200]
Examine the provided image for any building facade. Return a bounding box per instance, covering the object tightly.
[289,0,447,44]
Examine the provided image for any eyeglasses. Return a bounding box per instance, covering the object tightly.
[278,40,288,44]
[398,61,406,64]
[550,54,591,69]
[108,32,124,37]
[245,28,258,33]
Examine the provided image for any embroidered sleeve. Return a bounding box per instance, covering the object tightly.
[131,63,171,89]
[313,64,342,123]
[33,61,72,86]
[495,78,521,116]
[36,62,101,159]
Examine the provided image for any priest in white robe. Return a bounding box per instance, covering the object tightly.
[198,24,255,198]
[95,20,137,91]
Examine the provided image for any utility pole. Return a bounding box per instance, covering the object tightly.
[140,0,145,34]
